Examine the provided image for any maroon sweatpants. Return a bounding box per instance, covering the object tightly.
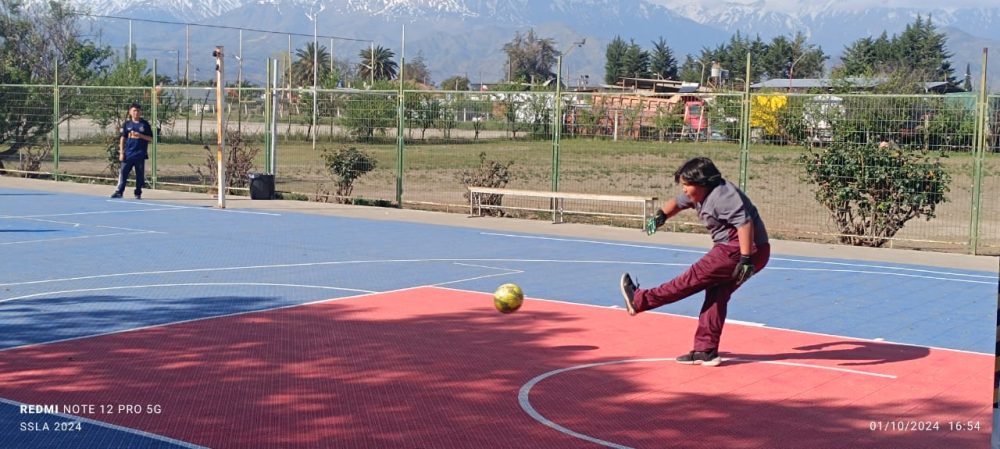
[633,243,770,352]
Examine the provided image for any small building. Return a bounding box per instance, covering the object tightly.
[750,77,966,94]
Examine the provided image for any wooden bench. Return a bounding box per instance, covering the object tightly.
[468,186,657,228]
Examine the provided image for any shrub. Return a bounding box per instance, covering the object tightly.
[322,146,377,203]
[188,131,260,190]
[18,143,51,178]
[800,141,950,247]
[460,152,514,217]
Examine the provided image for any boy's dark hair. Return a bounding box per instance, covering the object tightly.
[674,156,723,188]
[129,102,142,111]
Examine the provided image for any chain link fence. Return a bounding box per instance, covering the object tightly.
[1,83,997,254]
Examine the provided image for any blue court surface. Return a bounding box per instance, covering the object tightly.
[2,186,994,354]
[0,185,996,448]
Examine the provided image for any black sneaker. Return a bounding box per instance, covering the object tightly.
[134,194,141,200]
[110,192,123,198]
[620,273,638,316]
[676,349,722,367]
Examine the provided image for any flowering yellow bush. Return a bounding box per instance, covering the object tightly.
[750,95,787,136]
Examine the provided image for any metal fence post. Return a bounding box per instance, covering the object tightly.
[396,29,406,207]
[553,56,563,193]
[52,66,60,181]
[264,59,271,173]
[739,52,751,190]
[970,48,989,254]
[270,59,278,175]
[151,60,158,188]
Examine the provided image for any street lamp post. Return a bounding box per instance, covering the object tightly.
[169,50,179,85]
[305,4,324,150]
[552,38,586,194]
[698,59,707,89]
[234,53,243,133]
[561,38,585,86]
[788,52,808,92]
[239,31,243,119]
[127,20,133,60]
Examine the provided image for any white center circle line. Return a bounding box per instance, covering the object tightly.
[519,357,894,449]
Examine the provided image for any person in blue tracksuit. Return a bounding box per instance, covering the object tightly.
[111,103,153,199]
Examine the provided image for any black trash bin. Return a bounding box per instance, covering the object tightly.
[248,173,275,200]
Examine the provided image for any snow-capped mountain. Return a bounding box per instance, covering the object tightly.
[650,0,1000,51]
[50,0,1000,87]
[74,0,245,21]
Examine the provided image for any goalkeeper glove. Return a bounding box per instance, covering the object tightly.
[645,209,667,235]
[732,255,755,286]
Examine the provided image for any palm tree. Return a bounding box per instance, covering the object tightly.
[358,45,397,82]
[292,42,331,88]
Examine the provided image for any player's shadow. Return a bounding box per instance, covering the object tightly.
[0,293,291,349]
[724,340,931,366]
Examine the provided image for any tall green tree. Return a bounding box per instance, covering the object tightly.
[649,37,678,80]
[782,32,827,80]
[358,45,397,82]
[839,17,953,83]
[340,79,399,139]
[0,0,112,159]
[502,29,558,84]
[840,33,891,76]
[292,42,331,88]
[759,35,794,80]
[402,52,431,86]
[604,36,627,84]
[1,0,111,85]
[677,55,703,83]
[895,15,954,82]
[621,39,650,79]
[697,32,769,85]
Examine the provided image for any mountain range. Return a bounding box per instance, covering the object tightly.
[55,0,1000,89]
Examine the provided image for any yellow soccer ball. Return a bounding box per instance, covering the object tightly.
[493,283,524,314]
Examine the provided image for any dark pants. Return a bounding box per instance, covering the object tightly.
[115,158,145,196]
[633,243,770,352]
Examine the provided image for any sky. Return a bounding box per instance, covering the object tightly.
[649,0,994,12]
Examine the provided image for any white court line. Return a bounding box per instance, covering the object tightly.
[1,255,990,289]
[762,267,993,284]
[451,262,523,272]
[431,285,993,357]
[0,397,208,449]
[0,285,426,353]
[3,215,161,234]
[480,232,996,279]
[109,199,282,216]
[726,319,766,327]
[0,282,375,304]
[0,231,156,246]
[0,259,688,288]
[432,263,524,286]
[518,358,894,449]
[2,208,180,218]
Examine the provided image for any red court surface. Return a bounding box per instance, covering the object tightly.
[0,286,991,449]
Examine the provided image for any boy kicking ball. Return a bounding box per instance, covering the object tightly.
[620,156,770,367]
